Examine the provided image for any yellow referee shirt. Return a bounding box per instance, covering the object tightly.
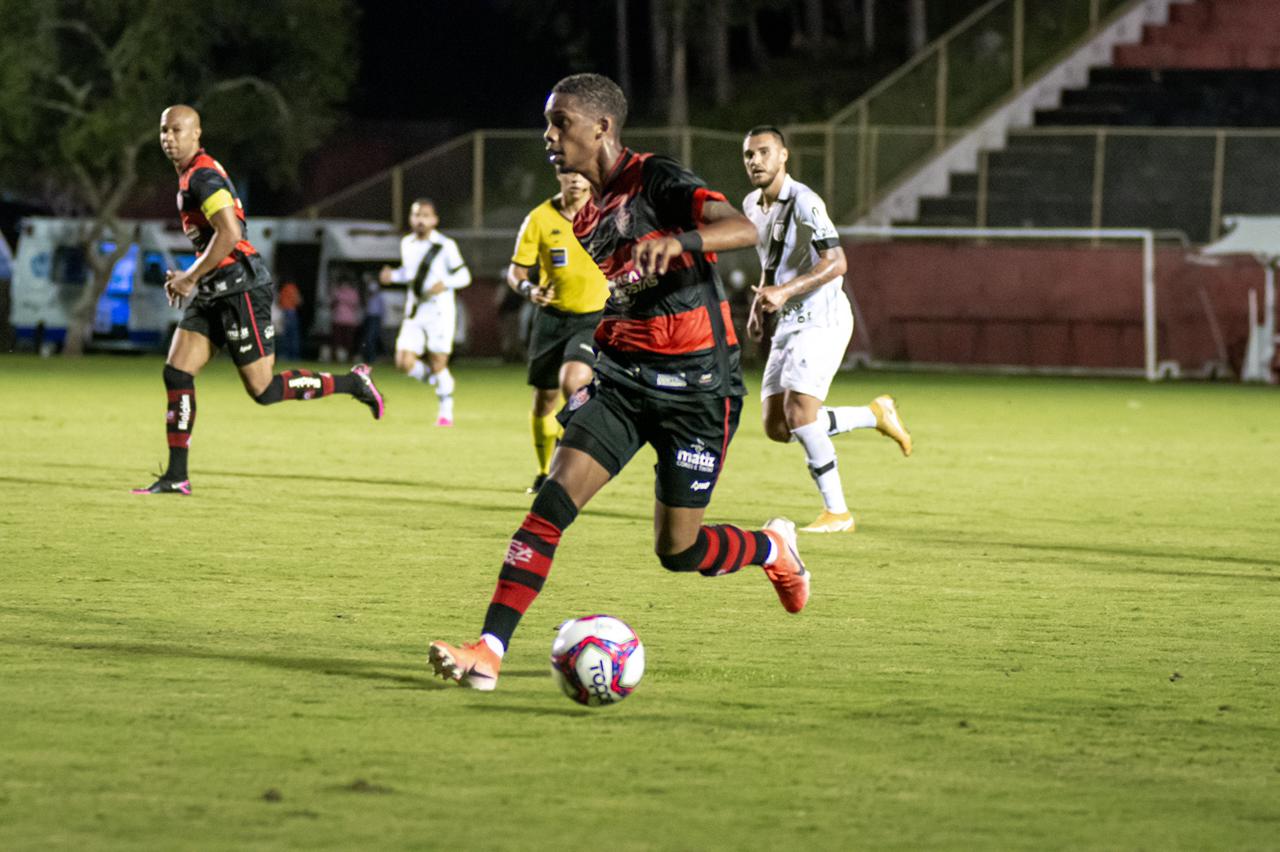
[511,198,608,314]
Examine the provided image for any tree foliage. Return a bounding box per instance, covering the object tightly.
[0,0,357,354]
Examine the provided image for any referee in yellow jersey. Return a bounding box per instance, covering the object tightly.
[506,170,609,494]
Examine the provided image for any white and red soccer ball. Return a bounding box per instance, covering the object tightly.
[549,615,645,706]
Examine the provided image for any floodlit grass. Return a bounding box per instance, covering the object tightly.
[1,355,1277,851]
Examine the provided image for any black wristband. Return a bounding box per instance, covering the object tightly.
[518,280,536,298]
[675,230,703,253]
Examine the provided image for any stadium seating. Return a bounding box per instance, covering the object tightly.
[910,0,1280,242]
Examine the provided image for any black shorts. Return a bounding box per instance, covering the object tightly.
[559,376,743,509]
[179,284,276,367]
[527,307,602,390]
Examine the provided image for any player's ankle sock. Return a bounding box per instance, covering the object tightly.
[253,370,349,405]
[822,405,876,435]
[480,633,506,658]
[163,365,195,480]
[793,420,849,514]
[658,525,771,577]
[408,361,429,382]
[434,367,456,396]
[531,412,559,474]
[481,478,579,648]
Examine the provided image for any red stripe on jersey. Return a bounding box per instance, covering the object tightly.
[595,301,738,355]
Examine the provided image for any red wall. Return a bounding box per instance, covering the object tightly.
[844,241,1264,372]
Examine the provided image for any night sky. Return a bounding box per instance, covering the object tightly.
[351,1,619,128]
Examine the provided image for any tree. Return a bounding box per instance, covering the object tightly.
[0,0,356,356]
[908,0,928,54]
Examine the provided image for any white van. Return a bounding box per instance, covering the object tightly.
[8,217,410,354]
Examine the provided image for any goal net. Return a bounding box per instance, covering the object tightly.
[838,226,1261,380]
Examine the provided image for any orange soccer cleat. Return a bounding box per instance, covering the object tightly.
[761,518,811,614]
[428,639,501,691]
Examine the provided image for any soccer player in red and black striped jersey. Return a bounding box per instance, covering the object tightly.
[132,105,385,495]
[428,74,811,691]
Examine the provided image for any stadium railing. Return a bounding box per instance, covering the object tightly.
[300,0,1147,228]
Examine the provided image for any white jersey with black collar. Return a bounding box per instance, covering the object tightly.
[743,174,849,335]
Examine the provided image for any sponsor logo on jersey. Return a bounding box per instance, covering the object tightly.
[607,269,658,308]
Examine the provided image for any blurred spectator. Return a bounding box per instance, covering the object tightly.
[360,277,386,363]
[329,275,362,363]
[277,279,304,360]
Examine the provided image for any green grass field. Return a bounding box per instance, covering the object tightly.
[1,355,1277,851]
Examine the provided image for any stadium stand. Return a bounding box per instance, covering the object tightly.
[912,0,1280,242]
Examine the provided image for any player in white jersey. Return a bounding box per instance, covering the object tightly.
[742,126,912,533]
[380,198,471,426]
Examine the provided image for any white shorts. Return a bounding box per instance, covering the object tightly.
[395,313,454,356]
[761,318,853,400]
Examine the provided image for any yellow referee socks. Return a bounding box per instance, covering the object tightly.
[531,412,561,475]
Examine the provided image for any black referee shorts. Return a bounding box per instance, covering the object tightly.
[527,307,602,390]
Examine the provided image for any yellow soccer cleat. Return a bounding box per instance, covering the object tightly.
[869,395,912,457]
[800,510,856,533]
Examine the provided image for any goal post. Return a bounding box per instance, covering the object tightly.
[838,226,1173,380]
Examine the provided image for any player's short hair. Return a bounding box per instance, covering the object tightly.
[551,73,628,132]
[410,197,436,212]
[745,125,787,148]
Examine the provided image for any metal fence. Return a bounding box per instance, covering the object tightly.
[301,0,1142,227]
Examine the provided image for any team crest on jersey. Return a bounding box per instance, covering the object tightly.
[565,383,593,412]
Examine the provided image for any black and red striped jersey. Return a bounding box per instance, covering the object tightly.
[176,149,258,269]
[573,149,745,399]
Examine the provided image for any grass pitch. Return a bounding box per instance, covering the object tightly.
[1,355,1277,851]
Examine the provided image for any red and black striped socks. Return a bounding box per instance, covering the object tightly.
[253,369,358,405]
[163,364,195,481]
[482,478,579,649]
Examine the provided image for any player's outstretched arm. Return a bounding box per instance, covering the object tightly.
[633,200,756,277]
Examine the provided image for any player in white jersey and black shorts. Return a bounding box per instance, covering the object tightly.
[381,198,471,426]
[742,125,913,533]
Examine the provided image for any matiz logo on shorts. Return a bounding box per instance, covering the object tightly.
[676,440,717,473]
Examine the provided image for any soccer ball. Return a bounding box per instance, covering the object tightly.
[549,615,645,706]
